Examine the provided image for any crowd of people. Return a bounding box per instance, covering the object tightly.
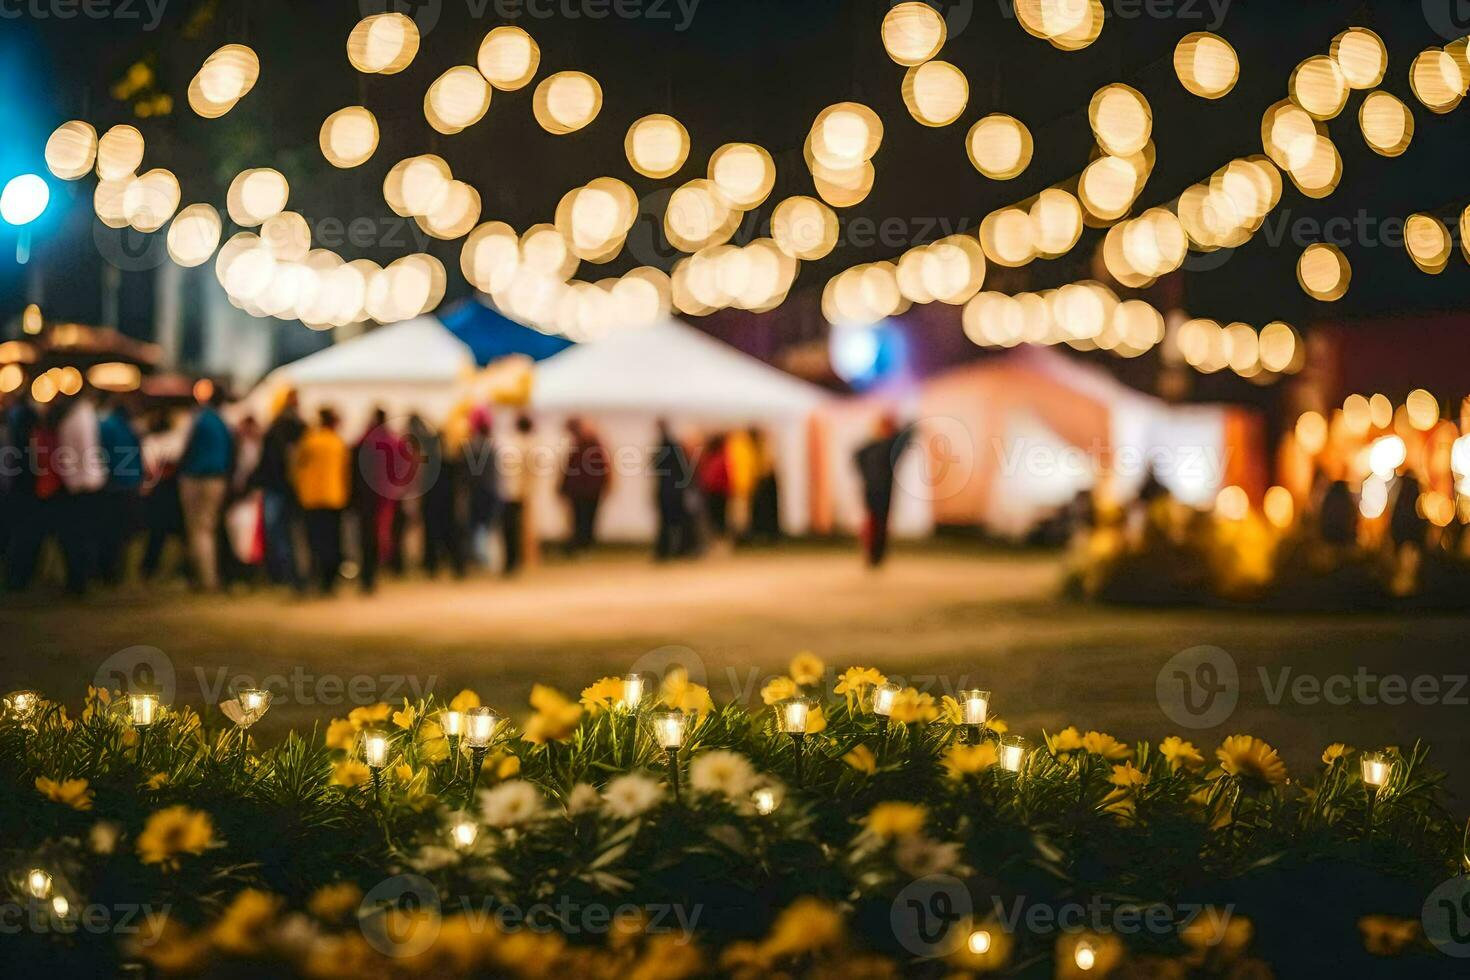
[0,386,921,598]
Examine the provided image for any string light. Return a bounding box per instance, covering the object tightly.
[1297,243,1350,301]
[477,25,540,91]
[902,60,969,127]
[44,121,97,181]
[625,114,690,179]
[1175,32,1239,99]
[966,114,1033,180]
[347,13,419,75]
[320,106,379,168]
[1358,91,1413,158]
[882,2,947,67]
[533,71,603,135]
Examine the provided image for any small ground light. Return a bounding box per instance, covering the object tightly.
[1074,938,1096,970]
[968,929,992,954]
[464,706,501,796]
[752,786,780,815]
[5,690,41,721]
[652,710,688,802]
[1361,751,1391,789]
[440,709,464,773]
[620,673,645,710]
[237,688,271,727]
[777,697,814,787]
[26,868,52,900]
[873,681,900,733]
[129,693,160,727]
[999,735,1027,773]
[450,816,479,849]
[51,896,69,917]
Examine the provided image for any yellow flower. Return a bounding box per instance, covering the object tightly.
[987,716,1009,735]
[758,898,845,961]
[865,801,926,839]
[939,695,963,725]
[1159,736,1206,772]
[1082,730,1131,761]
[449,689,481,712]
[494,752,521,779]
[1216,735,1288,787]
[631,933,705,980]
[1109,762,1147,789]
[132,917,211,974]
[789,652,824,687]
[523,685,583,744]
[1358,915,1419,957]
[331,760,372,789]
[1182,907,1254,962]
[834,666,886,697]
[580,676,624,714]
[1322,743,1352,766]
[394,763,416,783]
[805,705,827,735]
[888,688,938,724]
[843,744,877,775]
[391,702,416,729]
[325,718,357,751]
[760,677,798,706]
[1047,726,1085,759]
[942,742,998,779]
[136,805,214,869]
[348,703,391,727]
[660,668,714,718]
[35,776,93,811]
[210,889,281,956]
[307,882,363,923]
[418,719,449,764]
[143,772,168,791]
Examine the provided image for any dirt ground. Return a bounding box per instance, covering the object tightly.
[4,542,1468,807]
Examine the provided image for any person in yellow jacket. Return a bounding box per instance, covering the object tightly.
[724,427,756,538]
[293,407,351,594]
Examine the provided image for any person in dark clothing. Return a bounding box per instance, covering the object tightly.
[855,415,915,568]
[97,398,144,584]
[4,397,61,591]
[497,415,534,576]
[1318,480,1357,548]
[560,417,610,555]
[353,408,403,594]
[747,427,781,544]
[653,419,694,561]
[1389,474,1427,550]
[410,415,464,578]
[141,412,184,580]
[251,391,306,592]
[463,410,501,569]
[697,433,731,539]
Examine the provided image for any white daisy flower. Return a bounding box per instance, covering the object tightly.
[603,773,665,819]
[565,782,601,816]
[479,779,544,828]
[689,749,758,801]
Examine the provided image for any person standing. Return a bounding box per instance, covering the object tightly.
[97,396,143,584]
[463,409,501,569]
[653,418,693,561]
[251,391,306,592]
[140,410,185,581]
[697,432,731,542]
[854,415,914,568]
[54,392,108,595]
[560,417,609,555]
[353,408,402,595]
[293,407,350,595]
[410,414,464,578]
[497,415,534,576]
[747,427,781,544]
[178,387,234,591]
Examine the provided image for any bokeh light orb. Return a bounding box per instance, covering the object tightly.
[708,143,776,209]
[625,114,690,179]
[882,2,947,66]
[1331,27,1387,89]
[902,60,969,127]
[347,13,420,75]
[1357,91,1413,157]
[771,195,838,261]
[1296,243,1350,301]
[966,114,1032,179]
[45,121,98,181]
[477,25,540,91]
[227,168,289,227]
[96,125,144,181]
[320,106,380,168]
[533,71,603,135]
[1405,213,1452,274]
[1089,84,1152,156]
[0,174,50,226]
[1174,32,1239,99]
[425,66,492,135]
[167,203,222,268]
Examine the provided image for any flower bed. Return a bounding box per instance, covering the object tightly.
[1,659,1466,978]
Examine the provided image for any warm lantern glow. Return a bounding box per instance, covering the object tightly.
[320,106,380,168]
[96,125,144,181]
[1332,28,1387,89]
[882,2,947,66]
[966,114,1033,180]
[902,60,969,127]
[347,13,420,75]
[771,195,838,261]
[1290,55,1348,120]
[477,25,540,91]
[167,203,223,268]
[709,143,776,210]
[652,711,688,749]
[1089,84,1152,156]
[625,114,690,179]
[533,71,603,135]
[1405,213,1452,274]
[45,121,98,181]
[809,103,883,170]
[190,44,259,117]
[227,168,289,227]
[425,66,492,135]
[123,169,180,233]
[1215,485,1249,521]
[1296,243,1350,301]
[1357,91,1413,157]
[1174,33,1239,99]
[1410,48,1465,114]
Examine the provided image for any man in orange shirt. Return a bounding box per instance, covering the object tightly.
[292,407,350,595]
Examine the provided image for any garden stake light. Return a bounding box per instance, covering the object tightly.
[1361,750,1391,847]
[449,814,479,850]
[872,681,899,736]
[777,697,814,789]
[959,689,990,743]
[464,707,500,798]
[619,672,645,766]
[129,693,160,770]
[440,709,464,776]
[363,729,390,803]
[5,689,41,758]
[752,786,781,815]
[652,710,688,802]
[25,868,52,901]
[999,735,1027,773]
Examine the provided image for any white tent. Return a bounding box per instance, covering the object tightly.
[528,319,829,541]
[244,317,476,437]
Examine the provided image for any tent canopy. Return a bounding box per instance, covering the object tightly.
[439,298,574,367]
[273,317,475,385]
[530,319,828,419]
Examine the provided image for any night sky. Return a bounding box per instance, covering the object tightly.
[3,0,1468,384]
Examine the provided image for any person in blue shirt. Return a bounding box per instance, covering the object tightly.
[97,396,144,584]
[178,386,234,591]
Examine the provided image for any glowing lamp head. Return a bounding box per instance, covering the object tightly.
[652,710,688,749]
[450,816,479,849]
[1074,938,1096,971]
[1,174,50,226]
[777,697,813,735]
[5,690,41,721]
[999,735,1027,773]
[968,929,992,954]
[51,895,69,918]
[464,706,499,749]
[237,688,270,725]
[1361,751,1391,789]
[129,692,160,728]
[440,709,464,738]
[873,682,901,717]
[752,785,781,815]
[362,729,390,769]
[959,689,991,727]
[620,673,646,711]
[26,868,52,900]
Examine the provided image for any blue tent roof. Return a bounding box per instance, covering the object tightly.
[438,298,573,366]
